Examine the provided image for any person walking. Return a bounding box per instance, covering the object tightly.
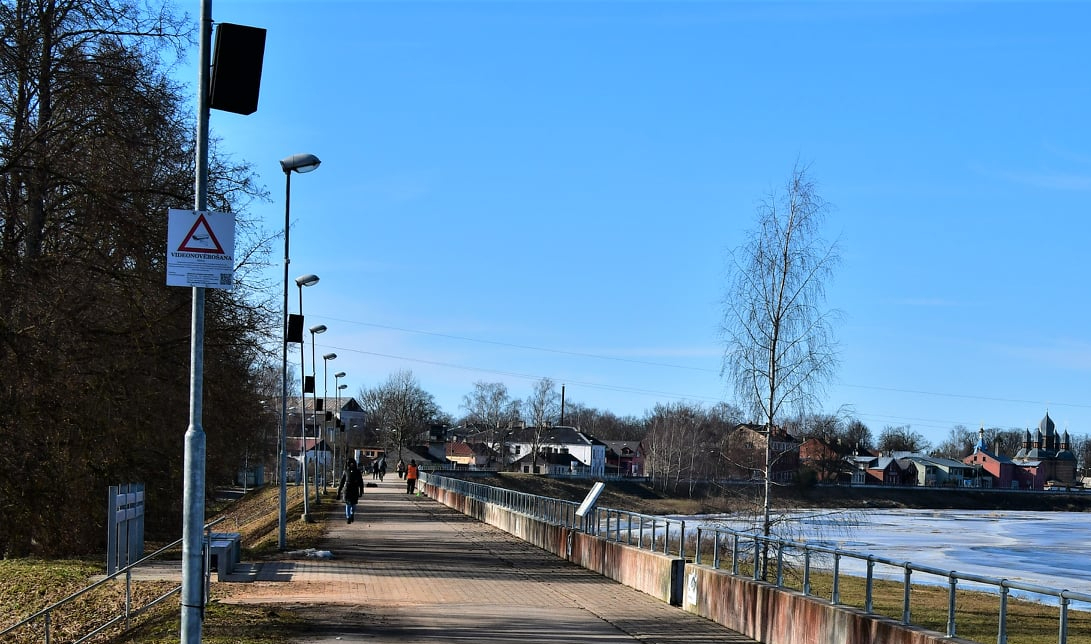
[377,456,387,482]
[335,459,364,524]
[396,459,405,479]
[405,459,419,494]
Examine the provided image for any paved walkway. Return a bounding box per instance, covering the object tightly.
[220,476,756,643]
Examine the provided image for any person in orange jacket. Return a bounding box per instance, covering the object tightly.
[405,459,419,494]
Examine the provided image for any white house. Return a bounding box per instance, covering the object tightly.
[505,426,606,476]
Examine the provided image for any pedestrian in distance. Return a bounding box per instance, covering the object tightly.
[405,459,419,494]
[378,456,387,482]
[335,459,364,524]
[372,459,380,480]
[396,459,405,479]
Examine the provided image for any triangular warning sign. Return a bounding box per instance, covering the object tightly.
[178,213,226,254]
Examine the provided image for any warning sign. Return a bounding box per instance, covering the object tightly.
[166,209,235,289]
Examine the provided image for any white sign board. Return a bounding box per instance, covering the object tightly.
[166,209,235,289]
[575,481,606,518]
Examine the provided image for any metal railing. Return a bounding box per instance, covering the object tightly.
[425,473,1088,644]
[424,473,687,558]
[1,518,226,644]
[693,525,1091,644]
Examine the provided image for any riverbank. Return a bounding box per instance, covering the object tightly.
[451,473,1091,515]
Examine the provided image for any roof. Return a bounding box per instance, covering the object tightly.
[446,442,476,458]
[509,425,595,447]
[1039,412,1056,436]
[510,451,583,467]
[600,440,643,457]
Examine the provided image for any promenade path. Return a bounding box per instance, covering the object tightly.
[220,476,756,643]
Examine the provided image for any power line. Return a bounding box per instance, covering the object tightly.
[326,344,724,406]
[312,312,1089,425]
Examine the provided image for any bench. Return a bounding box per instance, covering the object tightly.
[207,531,242,581]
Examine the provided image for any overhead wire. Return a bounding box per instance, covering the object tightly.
[313,312,1088,428]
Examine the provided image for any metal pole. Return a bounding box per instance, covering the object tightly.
[278,170,291,550]
[181,1,211,640]
[298,285,311,521]
[310,335,319,501]
[320,360,325,491]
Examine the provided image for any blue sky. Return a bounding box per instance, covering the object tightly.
[193,1,1091,447]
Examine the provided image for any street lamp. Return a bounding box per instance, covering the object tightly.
[278,153,321,550]
[318,353,336,495]
[296,273,319,522]
[309,324,328,496]
[334,371,346,474]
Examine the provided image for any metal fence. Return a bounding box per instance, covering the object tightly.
[1,518,225,644]
[693,524,1090,644]
[424,472,687,557]
[425,472,1089,644]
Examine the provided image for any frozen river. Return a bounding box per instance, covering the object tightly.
[689,508,1091,601]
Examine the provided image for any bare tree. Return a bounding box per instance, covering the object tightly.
[720,163,840,555]
[935,425,976,459]
[844,418,873,451]
[876,425,931,453]
[523,378,560,471]
[0,0,276,556]
[360,370,444,460]
[460,381,518,466]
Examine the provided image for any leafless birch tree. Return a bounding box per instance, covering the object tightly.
[721,163,840,554]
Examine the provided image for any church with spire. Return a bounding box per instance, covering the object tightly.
[964,412,1078,489]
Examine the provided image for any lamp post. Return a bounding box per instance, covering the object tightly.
[295,273,319,522]
[278,153,321,550]
[321,352,337,494]
[334,371,345,472]
[309,324,328,496]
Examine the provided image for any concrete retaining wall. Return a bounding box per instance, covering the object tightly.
[424,481,679,603]
[682,564,976,644]
[424,481,972,644]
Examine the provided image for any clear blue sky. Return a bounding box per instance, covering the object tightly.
[192,1,1091,448]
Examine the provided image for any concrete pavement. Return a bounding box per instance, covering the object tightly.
[221,476,756,643]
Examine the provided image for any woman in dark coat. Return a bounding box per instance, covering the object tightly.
[336,459,365,524]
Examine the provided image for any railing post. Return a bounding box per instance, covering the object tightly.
[803,548,811,596]
[678,520,685,558]
[125,570,133,629]
[752,536,760,581]
[865,557,875,613]
[902,566,913,624]
[997,584,1009,644]
[732,533,740,575]
[1059,595,1069,644]
[831,553,841,605]
[713,532,721,569]
[775,541,784,588]
[947,575,958,637]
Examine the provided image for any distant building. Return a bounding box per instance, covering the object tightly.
[505,426,606,475]
[1010,412,1077,488]
[601,440,645,477]
[963,427,1021,489]
[799,436,852,483]
[724,424,800,483]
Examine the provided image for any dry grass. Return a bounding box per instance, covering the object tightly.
[0,484,328,644]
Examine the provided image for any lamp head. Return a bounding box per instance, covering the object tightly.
[294,274,320,287]
[338,384,348,390]
[280,153,322,174]
[334,371,346,378]
[323,352,337,361]
[309,324,327,334]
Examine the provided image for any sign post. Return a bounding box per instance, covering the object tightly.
[167,209,235,289]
